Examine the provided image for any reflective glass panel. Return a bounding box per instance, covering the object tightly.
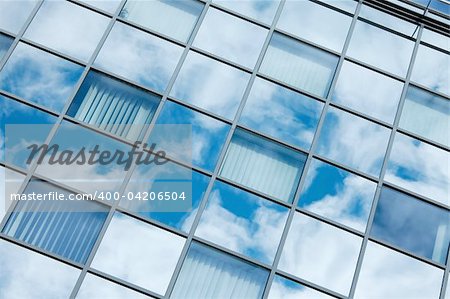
[67,71,161,142]
[347,20,415,77]
[120,0,203,43]
[278,0,352,52]
[260,33,339,98]
[2,179,109,264]
[411,45,450,96]
[0,95,56,168]
[354,241,443,299]
[91,212,185,295]
[316,106,391,177]
[193,8,267,68]
[400,86,449,146]
[0,239,80,298]
[0,166,26,221]
[95,22,183,93]
[153,100,230,171]
[0,42,84,112]
[240,77,323,150]
[0,33,13,61]
[24,1,109,62]
[196,180,289,264]
[81,0,122,13]
[279,212,362,295]
[421,29,449,51]
[171,242,269,299]
[385,133,449,206]
[372,187,449,264]
[318,0,357,13]
[268,275,333,299]
[358,5,417,36]
[213,0,279,24]
[0,0,37,34]
[170,51,250,119]
[299,159,377,232]
[220,129,306,202]
[77,273,152,299]
[332,61,403,123]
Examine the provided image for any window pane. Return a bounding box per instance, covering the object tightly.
[268,275,333,299]
[421,29,449,51]
[0,166,26,221]
[260,33,339,98]
[2,179,109,264]
[347,20,415,77]
[0,239,80,298]
[0,33,13,61]
[355,241,443,299]
[299,159,377,232]
[279,212,362,295]
[153,101,229,171]
[77,273,153,299]
[196,180,289,264]
[332,61,403,123]
[411,45,449,96]
[358,5,417,36]
[220,129,306,202]
[121,0,203,43]
[385,133,449,206]
[171,242,269,299]
[92,212,185,295]
[67,71,160,141]
[371,187,449,264]
[81,0,122,13]
[95,22,183,93]
[316,107,391,177]
[193,8,267,68]
[213,0,279,24]
[278,0,352,52]
[0,0,37,34]
[170,51,250,119]
[0,42,84,112]
[0,95,56,168]
[24,1,109,62]
[400,86,449,146]
[240,77,323,150]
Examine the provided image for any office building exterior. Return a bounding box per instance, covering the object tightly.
[0,0,449,298]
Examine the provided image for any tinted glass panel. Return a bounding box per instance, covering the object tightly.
[2,179,109,264]
[196,180,289,264]
[372,187,449,264]
[0,166,26,221]
[95,22,183,93]
[279,212,361,295]
[0,42,84,112]
[354,241,443,299]
[332,61,403,123]
[316,107,391,177]
[67,71,160,141]
[385,133,449,206]
[269,275,333,299]
[240,77,323,150]
[0,0,37,34]
[220,129,306,202]
[24,1,109,62]
[278,0,352,52]
[260,33,339,98]
[170,51,250,119]
[194,8,267,68]
[299,159,377,232]
[120,0,203,42]
[91,212,185,295]
[213,0,279,24]
[0,33,13,61]
[171,242,269,299]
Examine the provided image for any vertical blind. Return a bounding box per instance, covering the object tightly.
[220,129,305,202]
[260,33,338,98]
[171,243,268,299]
[67,71,159,141]
[2,180,108,264]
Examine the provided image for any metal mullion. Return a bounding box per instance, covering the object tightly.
[347,24,425,298]
[440,249,450,299]
[263,1,364,298]
[163,1,287,298]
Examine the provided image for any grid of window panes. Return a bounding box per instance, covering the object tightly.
[0,0,449,298]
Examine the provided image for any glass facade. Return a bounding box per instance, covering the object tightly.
[0,0,449,298]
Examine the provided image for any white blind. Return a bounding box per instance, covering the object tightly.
[171,244,267,299]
